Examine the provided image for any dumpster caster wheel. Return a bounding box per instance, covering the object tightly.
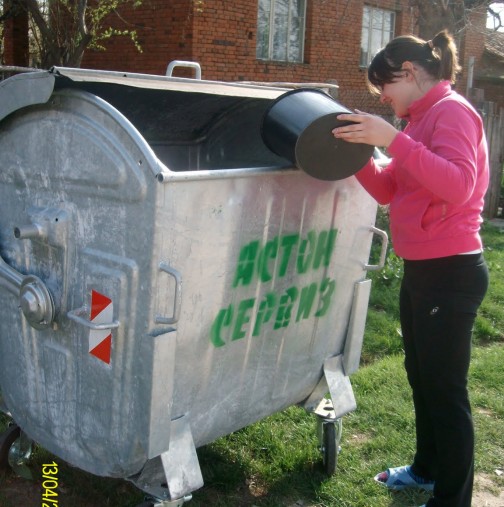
[320,418,342,476]
[0,424,21,472]
[315,398,342,476]
[322,422,337,475]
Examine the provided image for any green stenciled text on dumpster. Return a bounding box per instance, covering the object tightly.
[210,228,338,347]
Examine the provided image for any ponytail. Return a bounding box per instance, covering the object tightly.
[429,30,461,83]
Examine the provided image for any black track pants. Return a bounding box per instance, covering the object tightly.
[399,253,489,507]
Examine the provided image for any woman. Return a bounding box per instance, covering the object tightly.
[333,31,489,507]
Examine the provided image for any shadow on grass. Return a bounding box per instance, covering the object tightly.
[193,444,329,507]
[388,489,432,507]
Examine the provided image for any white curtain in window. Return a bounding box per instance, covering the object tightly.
[257,0,306,63]
[360,6,395,67]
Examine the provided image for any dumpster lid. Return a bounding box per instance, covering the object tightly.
[0,69,54,123]
[50,67,288,99]
[0,66,289,124]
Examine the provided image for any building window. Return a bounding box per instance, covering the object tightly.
[360,5,395,67]
[256,0,306,63]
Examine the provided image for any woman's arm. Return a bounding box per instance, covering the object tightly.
[333,112,398,204]
[354,157,396,205]
[388,106,482,204]
[334,104,483,205]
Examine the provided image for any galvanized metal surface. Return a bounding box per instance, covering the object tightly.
[0,70,54,122]
[0,69,381,498]
[342,279,373,376]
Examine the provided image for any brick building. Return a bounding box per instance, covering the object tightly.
[1,0,29,67]
[2,1,501,113]
[78,0,415,114]
[473,29,504,107]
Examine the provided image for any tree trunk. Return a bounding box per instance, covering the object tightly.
[414,0,483,40]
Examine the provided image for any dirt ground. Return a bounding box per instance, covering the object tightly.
[472,474,504,507]
[0,471,503,507]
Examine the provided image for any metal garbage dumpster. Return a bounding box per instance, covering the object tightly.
[0,67,387,506]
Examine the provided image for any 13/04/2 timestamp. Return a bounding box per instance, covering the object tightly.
[41,460,59,506]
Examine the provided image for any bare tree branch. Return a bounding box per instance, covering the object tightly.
[77,0,88,37]
[1,0,143,67]
[23,0,52,42]
[488,4,503,30]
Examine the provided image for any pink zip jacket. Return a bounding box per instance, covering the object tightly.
[356,81,489,260]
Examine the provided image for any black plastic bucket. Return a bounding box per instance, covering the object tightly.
[261,88,374,181]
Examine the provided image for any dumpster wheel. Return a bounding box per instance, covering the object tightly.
[315,398,343,476]
[321,420,340,476]
[0,423,21,472]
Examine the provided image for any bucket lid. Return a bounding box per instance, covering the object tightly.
[295,113,374,181]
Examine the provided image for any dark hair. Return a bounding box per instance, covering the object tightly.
[367,30,461,94]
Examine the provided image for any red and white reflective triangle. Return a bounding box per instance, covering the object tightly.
[89,290,113,364]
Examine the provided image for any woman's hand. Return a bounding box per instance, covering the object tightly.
[332,110,398,148]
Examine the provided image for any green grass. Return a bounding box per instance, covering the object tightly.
[1,219,503,507]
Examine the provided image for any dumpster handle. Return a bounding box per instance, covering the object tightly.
[67,307,120,330]
[166,60,202,80]
[364,226,388,271]
[155,262,182,325]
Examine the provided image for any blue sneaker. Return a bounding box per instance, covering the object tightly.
[374,465,435,491]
